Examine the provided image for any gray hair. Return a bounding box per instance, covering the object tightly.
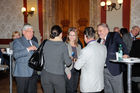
[132,26,139,30]
[97,23,110,32]
[22,24,33,31]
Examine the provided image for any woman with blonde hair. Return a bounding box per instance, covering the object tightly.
[65,27,81,93]
[10,31,20,49]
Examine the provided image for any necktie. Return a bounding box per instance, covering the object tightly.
[28,40,33,46]
[133,37,136,40]
[102,39,106,45]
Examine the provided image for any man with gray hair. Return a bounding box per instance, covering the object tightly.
[97,23,129,93]
[74,27,107,93]
[122,26,140,53]
[13,24,38,93]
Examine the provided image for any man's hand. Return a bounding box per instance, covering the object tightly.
[123,54,129,58]
[27,46,37,51]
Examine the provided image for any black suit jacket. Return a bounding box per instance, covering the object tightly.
[130,40,140,76]
[0,49,4,64]
[97,32,128,76]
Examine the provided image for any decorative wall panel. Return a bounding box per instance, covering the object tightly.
[130,0,140,29]
[0,0,24,38]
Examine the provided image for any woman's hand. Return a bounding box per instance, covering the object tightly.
[67,73,71,80]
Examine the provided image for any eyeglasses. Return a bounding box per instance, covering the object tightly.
[26,30,34,33]
[69,35,76,37]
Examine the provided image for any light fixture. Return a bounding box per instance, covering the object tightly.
[21,7,35,16]
[100,0,123,11]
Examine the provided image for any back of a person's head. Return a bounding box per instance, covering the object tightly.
[113,27,120,32]
[120,28,128,36]
[84,27,95,39]
[50,25,62,39]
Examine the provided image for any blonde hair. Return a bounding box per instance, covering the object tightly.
[12,31,20,39]
[66,27,78,46]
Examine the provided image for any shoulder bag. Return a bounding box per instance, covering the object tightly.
[28,39,47,71]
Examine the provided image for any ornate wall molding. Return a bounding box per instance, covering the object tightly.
[43,0,56,39]
[130,0,140,29]
[0,0,24,39]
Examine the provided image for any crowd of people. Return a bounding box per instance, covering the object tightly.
[0,23,140,93]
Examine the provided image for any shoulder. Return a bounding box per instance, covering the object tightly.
[123,33,130,37]
[77,44,81,48]
[13,38,21,44]
[61,41,68,48]
[65,42,69,46]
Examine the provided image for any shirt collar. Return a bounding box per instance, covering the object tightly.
[87,40,96,45]
[130,32,134,37]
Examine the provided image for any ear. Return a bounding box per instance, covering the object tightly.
[22,30,25,35]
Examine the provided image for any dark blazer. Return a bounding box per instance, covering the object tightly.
[122,33,133,53]
[0,49,4,64]
[97,32,128,76]
[130,40,140,76]
[130,40,140,58]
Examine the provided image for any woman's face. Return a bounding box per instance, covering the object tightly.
[68,31,76,42]
[13,33,20,40]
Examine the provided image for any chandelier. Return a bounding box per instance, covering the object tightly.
[100,0,123,11]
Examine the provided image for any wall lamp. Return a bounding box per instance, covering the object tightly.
[100,0,123,11]
[21,7,35,16]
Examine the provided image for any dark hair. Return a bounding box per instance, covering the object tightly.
[120,28,128,36]
[84,27,95,39]
[50,25,62,39]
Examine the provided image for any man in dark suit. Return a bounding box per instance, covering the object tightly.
[129,39,140,92]
[97,23,129,93]
[0,49,4,64]
[122,26,140,53]
[13,24,38,93]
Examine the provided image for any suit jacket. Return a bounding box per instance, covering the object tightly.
[65,43,81,75]
[13,36,38,77]
[74,41,107,92]
[130,40,140,76]
[122,33,133,53]
[97,32,128,76]
[0,49,4,64]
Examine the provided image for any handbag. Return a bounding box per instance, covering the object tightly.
[28,39,47,71]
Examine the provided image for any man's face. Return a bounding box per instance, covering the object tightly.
[131,27,140,37]
[97,26,109,39]
[23,28,34,40]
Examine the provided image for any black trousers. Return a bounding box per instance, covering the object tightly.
[15,71,38,93]
[41,70,66,93]
[81,92,101,93]
[65,68,80,93]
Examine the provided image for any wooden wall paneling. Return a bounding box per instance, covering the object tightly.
[55,0,89,46]
[77,0,89,46]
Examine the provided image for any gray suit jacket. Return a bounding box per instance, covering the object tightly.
[13,36,38,77]
[74,41,107,92]
[122,33,133,53]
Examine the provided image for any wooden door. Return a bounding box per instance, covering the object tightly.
[55,0,89,46]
